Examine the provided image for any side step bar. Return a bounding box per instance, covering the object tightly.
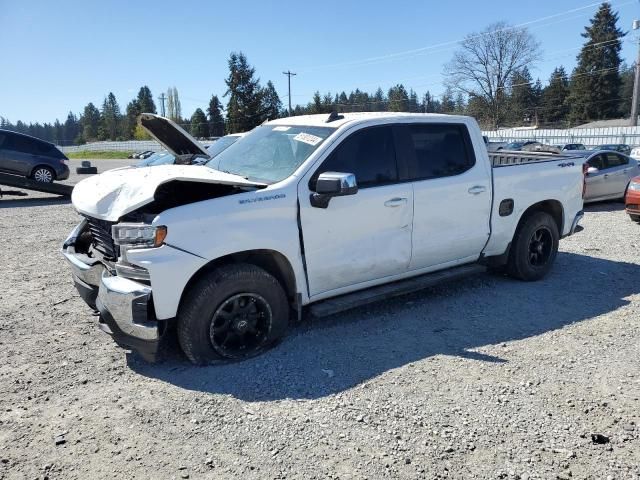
[0,173,73,197]
[309,264,486,318]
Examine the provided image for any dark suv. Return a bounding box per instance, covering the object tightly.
[0,129,70,183]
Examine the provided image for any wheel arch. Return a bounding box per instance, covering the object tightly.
[179,249,299,310]
[516,199,564,236]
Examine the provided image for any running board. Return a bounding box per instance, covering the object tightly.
[309,264,486,318]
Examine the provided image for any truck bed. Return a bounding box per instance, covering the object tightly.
[489,150,583,167]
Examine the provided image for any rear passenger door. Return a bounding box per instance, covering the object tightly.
[398,123,492,270]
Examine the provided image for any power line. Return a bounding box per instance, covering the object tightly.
[294,0,636,73]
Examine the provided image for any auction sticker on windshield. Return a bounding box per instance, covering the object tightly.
[293,132,322,146]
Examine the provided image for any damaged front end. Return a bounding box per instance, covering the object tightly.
[62,218,165,361]
[63,171,263,361]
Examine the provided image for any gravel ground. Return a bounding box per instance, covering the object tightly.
[0,163,639,479]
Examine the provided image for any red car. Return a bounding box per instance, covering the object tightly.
[625,176,640,222]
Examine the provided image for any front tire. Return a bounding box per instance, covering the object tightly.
[177,264,289,365]
[507,212,559,281]
[630,214,640,223]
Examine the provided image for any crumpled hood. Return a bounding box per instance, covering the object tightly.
[72,164,264,221]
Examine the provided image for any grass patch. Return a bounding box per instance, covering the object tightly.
[66,151,134,159]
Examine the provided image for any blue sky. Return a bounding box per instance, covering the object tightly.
[0,0,638,123]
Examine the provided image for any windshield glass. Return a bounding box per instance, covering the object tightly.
[207,135,241,158]
[207,125,335,183]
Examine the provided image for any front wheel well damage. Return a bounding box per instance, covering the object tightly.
[179,249,299,312]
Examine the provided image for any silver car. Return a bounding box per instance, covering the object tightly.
[569,150,640,203]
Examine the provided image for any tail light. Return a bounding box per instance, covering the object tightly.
[582,162,588,199]
[61,158,69,165]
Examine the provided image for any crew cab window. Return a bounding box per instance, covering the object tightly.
[403,124,475,180]
[605,153,628,168]
[313,126,398,188]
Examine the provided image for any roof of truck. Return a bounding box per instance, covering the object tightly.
[268,112,472,128]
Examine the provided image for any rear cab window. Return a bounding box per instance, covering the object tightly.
[400,123,476,181]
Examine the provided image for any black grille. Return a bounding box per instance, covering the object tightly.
[85,217,118,260]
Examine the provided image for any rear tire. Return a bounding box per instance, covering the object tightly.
[31,166,55,183]
[507,212,559,281]
[630,214,640,223]
[177,264,289,365]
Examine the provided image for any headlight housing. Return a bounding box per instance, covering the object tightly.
[629,181,640,191]
[112,224,167,248]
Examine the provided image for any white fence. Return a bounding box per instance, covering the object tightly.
[482,126,640,147]
[59,139,216,154]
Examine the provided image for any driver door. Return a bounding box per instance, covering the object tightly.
[299,125,413,297]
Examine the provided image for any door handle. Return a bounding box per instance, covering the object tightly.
[604,174,609,178]
[384,197,408,207]
[468,186,487,195]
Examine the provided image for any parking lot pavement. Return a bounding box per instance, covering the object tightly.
[0,177,638,478]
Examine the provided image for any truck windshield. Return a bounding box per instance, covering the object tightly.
[207,125,335,183]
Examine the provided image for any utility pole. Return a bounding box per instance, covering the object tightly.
[159,93,166,117]
[630,20,640,126]
[282,70,297,116]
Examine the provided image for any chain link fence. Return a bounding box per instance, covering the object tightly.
[58,139,217,154]
[482,126,640,147]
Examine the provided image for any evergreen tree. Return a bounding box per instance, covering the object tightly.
[309,91,323,114]
[136,86,156,114]
[387,84,409,112]
[261,81,282,120]
[190,108,208,138]
[124,100,141,139]
[63,112,81,144]
[618,62,635,116]
[81,102,101,141]
[100,92,122,140]
[509,67,536,125]
[224,52,263,133]
[207,95,225,137]
[440,87,457,113]
[568,2,625,124]
[53,119,64,145]
[372,88,386,111]
[422,91,441,113]
[322,93,335,112]
[409,89,420,113]
[542,67,570,125]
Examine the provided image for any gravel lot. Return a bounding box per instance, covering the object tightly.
[0,160,639,479]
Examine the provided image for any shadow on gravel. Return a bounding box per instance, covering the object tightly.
[584,201,625,212]
[131,252,639,401]
[0,196,71,208]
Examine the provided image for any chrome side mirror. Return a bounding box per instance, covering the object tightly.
[311,172,358,208]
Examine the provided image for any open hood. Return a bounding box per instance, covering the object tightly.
[72,164,265,222]
[139,113,210,160]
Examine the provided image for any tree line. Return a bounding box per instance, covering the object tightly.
[0,2,634,144]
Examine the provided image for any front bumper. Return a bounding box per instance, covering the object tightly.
[61,221,165,361]
[625,189,640,215]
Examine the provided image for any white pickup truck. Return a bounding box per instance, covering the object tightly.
[62,112,585,364]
